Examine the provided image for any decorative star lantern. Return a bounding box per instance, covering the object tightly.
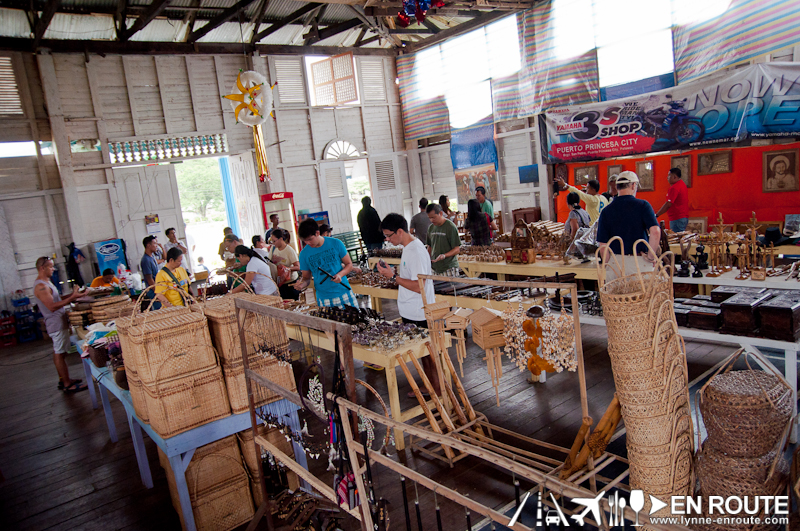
[223,70,274,127]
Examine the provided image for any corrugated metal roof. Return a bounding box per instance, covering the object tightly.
[0,8,31,39]
[44,13,116,40]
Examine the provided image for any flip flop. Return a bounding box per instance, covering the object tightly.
[58,378,81,390]
[63,381,88,393]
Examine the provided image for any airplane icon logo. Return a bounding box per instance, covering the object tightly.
[571,490,606,526]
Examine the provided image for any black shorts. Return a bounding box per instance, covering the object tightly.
[401,317,428,329]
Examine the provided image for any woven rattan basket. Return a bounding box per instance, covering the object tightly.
[126,367,149,422]
[237,426,298,507]
[221,356,296,414]
[142,365,231,438]
[696,446,788,501]
[203,294,284,365]
[159,436,243,498]
[699,363,793,458]
[127,312,217,386]
[117,306,191,373]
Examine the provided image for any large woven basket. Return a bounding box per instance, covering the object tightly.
[699,366,793,458]
[696,446,788,501]
[203,294,285,365]
[142,365,231,438]
[237,426,298,507]
[127,312,217,386]
[126,366,149,422]
[117,306,192,373]
[222,356,296,414]
[159,436,243,498]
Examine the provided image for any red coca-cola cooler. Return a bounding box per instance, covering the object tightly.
[261,192,299,252]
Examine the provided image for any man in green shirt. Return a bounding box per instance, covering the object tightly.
[426,204,461,274]
[476,186,494,219]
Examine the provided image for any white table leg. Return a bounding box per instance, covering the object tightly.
[170,450,197,531]
[82,358,98,409]
[128,412,153,488]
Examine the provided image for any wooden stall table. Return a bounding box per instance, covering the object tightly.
[81,357,308,531]
[286,324,451,450]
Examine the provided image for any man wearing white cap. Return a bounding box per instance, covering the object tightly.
[596,171,661,277]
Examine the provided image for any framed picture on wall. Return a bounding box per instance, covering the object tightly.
[763,149,799,193]
[607,164,623,189]
[636,160,654,191]
[697,151,732,175]
[670,155,692,188]
[574,165,598,187]
[686,217,708,234]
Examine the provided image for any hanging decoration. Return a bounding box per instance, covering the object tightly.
[501,303,527,370]
[253,124,271,182]
[539,301,577,372]
[396,0,444,27]
[224,70,274,127]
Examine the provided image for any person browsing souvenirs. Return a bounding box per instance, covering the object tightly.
[230,246,279,296]
[596,171,661,276]
[377,213,440,396]
[655,167,689,232]
[295,218,358,308]
[556,177,608,224]
[426,203,461,276]
[154,247,191,307]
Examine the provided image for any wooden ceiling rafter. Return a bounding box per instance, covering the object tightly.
[305,18,363,44]
[252,2,322,43]
[402,8,512,52]
[119,0,170,41]
[248,0,271,44]
[347,4,401,47]
[29,0,61,48]
[181,0,202,42]
[186,0,259,43]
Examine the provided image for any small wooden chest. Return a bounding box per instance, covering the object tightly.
[720,292,774,335]
[691,295,713,302]
[758,293,800,342]
[688,308,722,330]
[674,307,690,327]
[710,286,766,304]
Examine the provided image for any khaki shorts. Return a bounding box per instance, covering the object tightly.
[50,328,71,354]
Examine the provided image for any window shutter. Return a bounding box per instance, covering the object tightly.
[311,52,358,106]
[0,57,23,115]
[374,160,395,191]
[273,57,306,105]
[325,166,345,198]
[359,58,386,103]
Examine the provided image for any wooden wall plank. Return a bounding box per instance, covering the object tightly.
[213,55,247,131]
[53,55,94,119]
[95,56,135,138]
[78,190,116,242]
[309,108,335,160]
[334,107,364,154]
[275,109,313,165]
[282,165,321,213]
[186,56,224,132]
[362,105,393,155]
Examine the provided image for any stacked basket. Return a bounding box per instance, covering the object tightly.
[124,298,230,437]
[159,435,255,531]
[694,351,792,530]
[237,425,298,508]
[201,293,296,414]
[597,243,694,518]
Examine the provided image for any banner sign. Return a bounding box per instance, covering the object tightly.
[543,63,800,164]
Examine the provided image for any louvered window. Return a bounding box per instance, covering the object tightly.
[374,160,395,191]
[273,57,306,105]
[325,166,345,198]
[0,57,23,115]
[310,52,358,107]
[359,58,386,103]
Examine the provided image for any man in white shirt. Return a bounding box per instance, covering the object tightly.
[377,213,439,396]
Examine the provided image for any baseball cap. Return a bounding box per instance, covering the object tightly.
[615,171,639,185]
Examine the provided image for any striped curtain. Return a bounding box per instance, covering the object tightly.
[396,54,451,141]
[673,0,800,83]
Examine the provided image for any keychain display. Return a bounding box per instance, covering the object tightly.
[501,302,527,370]
[539,296,577,372]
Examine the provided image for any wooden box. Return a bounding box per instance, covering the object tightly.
[424,300,452,322]
[444,308,472,330]
[758,293,800,342]
[710,286,765,304]
[688,309,722,330]
[720,292,774,335]
[691,295,713,302]
[674,307,691,327]
[470,307,506,350]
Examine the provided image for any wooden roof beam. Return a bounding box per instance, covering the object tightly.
[119,0,170,41]
[347,4,402,47]
[32,0,61,48]
[422,18,440,33]
[306,18,362,44]
[248,0,270,45]
[253,2,322,43]
[180,0,201,42]
[186,0,258,43]
[402,8,513,52]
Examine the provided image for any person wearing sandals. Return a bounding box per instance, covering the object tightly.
[155,247,191,306]
[230,246,279,296]
[565,192,591,240]
[33,257,87,393]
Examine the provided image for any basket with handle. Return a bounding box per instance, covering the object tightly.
[126,365,149,423]
[222,354,296,414]
[142,352,231,438]
[697,348,794,458]
[237,425,299,507]
[116,305,191,374]
[127,285,217,386]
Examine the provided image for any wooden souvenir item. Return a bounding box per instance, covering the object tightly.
[504,219,536,264]
[687,308,722,330]
[757,292,800,342]
[720,291,774,335]
[470,308,506,350]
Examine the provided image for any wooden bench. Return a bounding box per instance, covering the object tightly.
[331,230,366,261]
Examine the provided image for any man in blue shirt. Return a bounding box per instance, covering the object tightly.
[295,219,358,308]
[140,235,163,310]
[596,171,661,278]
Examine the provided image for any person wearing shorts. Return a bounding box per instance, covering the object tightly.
[33,257,87,393]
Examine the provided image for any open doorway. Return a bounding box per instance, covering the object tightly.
[174,157,227,273]
[347,159,371,232]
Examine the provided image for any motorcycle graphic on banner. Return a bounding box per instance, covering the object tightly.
[543,63,800,164]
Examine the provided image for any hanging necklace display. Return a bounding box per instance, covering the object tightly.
[539,293,577,372]
[502,302,527,370]
[355,380,395,453]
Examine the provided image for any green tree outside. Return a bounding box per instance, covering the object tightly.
[175,158,224,221]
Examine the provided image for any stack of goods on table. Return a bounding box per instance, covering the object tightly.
[432,277,560,302]
[308,305,428,350]
[694,351,792,530]
[459,245,505,262]
[348,270,397,289]
[672,287,800,340]
[369,247,402,258]
[598,256,693,517]
[68,294,133,329]
[201,293,296,414]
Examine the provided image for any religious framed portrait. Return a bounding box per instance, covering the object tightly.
[686,217,708,234]
[607,164,623,189]
[763,149,799,193]
[636,160,654,191]
[574,165,598,187]
[670,155,692,188]
[697,151,731,175]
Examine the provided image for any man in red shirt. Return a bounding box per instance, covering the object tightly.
[656,167,689,232]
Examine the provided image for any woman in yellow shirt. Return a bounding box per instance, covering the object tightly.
[90,268,120,288]
[154,248,190,306]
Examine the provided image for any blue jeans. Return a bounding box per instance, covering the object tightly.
[670,218,688,232]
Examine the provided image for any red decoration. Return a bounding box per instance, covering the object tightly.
[415,2,426,24]
[397,11,411,27]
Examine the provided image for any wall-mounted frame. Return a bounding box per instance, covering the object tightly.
[635,160,654,191]
[607,164,623,190]
[574,165,598,187]
[763,149,799,193]
[697,151,732,175]
[686,217,708,234]
[670,155,692,188]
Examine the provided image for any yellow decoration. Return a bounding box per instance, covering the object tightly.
[223,70,273,127]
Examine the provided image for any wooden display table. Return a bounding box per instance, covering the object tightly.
[286,324,450,450]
